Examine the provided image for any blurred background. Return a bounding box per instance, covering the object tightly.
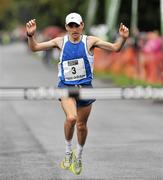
[0,0,163,87]
[0,1,163,179]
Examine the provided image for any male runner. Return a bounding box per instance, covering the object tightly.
[26,12,129,175]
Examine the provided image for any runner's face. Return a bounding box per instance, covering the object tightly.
[66,22,84,41]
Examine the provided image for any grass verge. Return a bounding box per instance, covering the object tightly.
[94,71,163,88]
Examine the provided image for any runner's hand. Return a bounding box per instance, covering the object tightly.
[26,19,36,36]
[119,23,129,39]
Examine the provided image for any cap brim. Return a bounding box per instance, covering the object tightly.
[66,20,81,25]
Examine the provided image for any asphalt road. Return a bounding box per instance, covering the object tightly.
[0,42,163,180]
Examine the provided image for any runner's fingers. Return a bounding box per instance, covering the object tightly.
[29,21,34,26]
[27,19,36,27]
[120,24,128,32]
[30,19,36,25]
[26,22,31,27]
[123,27,128,32]
[120,22,123,27]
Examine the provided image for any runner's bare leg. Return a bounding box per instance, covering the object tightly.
[76,104,92,146]
[61,98,77,141]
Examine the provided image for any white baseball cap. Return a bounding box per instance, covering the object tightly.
[65,13,83,25]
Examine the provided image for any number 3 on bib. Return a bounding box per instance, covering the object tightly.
[63,58,87,81]
[71,67,76,74]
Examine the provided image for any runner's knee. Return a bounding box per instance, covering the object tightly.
[76,122,87,132]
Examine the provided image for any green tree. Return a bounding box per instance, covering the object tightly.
[0,0,88,30]
[0,0,161,33]
[0,0,12,30]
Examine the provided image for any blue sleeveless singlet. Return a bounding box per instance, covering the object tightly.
[58,35,94,85]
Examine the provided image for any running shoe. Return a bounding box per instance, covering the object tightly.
[60,151,73,170]
[70,150,83,175]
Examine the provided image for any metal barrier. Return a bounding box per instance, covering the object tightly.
[0,86,163,100]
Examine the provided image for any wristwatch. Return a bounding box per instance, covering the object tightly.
[27,32,34,37]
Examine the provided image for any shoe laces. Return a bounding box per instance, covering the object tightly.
[65,152,72,162]
[76,159,82,168]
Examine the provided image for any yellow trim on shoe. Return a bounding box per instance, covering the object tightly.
[60,151,73,170]
[69,149,83,175]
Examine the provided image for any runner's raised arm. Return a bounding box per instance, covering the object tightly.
[26,19,62,51]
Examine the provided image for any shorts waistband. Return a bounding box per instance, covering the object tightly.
[58,81,92,88]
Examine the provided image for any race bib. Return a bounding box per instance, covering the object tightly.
[63,58,86,81]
